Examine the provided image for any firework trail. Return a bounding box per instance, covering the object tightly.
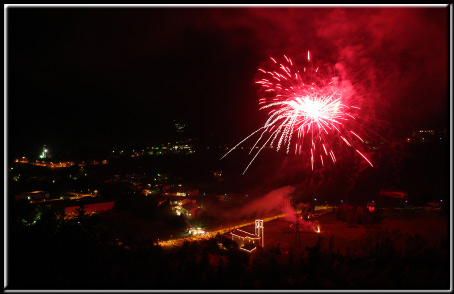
[222,52,373,174]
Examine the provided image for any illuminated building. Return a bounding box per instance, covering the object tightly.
[231,220,264,252]
[231,229,261,252]
[255,219,264,247]
[171,198,194,215]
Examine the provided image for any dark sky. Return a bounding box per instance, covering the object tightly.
[7,5,450,158]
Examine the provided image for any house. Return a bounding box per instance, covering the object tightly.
[171,198,196,216]
[180,202,200,218]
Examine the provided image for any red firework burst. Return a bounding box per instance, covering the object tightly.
[223,52,373,174]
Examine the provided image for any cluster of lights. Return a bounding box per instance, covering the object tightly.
[34,161,76,168]
[188,227,206,235]
[39,148,48,159]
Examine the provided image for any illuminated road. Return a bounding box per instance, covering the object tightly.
[157,206,333,248]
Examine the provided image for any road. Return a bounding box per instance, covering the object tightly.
[157,206,334,248]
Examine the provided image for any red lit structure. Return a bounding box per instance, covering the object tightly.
[378,189,408,208]
[64,201,115,219]
[379,189,407,198]
[41,198,115,219]
[366,202,376,212]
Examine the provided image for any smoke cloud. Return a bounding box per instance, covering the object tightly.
[199,7,449,135]
[283,204,297,222]
[228,185,295,220]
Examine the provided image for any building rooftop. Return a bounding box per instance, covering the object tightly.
[231,229,260,239]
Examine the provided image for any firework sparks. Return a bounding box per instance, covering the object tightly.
[222,53,373,174]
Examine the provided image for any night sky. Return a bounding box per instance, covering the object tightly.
[7,5,450,158]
